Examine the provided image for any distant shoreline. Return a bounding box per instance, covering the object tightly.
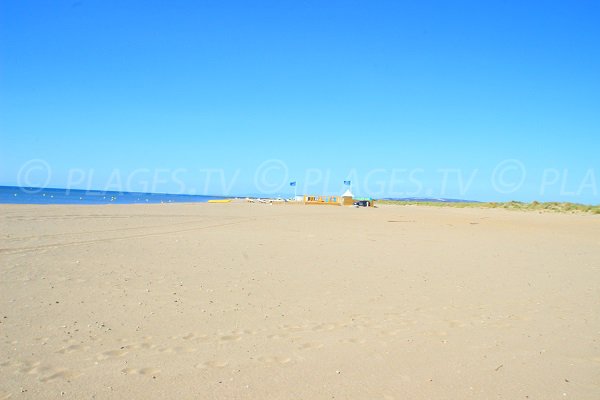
[1,186,598,212]
[2,198,599,215]
[0,185,230,205]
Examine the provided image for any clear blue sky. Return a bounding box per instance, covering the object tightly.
[1,0,599,203]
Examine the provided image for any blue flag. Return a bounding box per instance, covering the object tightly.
[290,181,297,187]
[343,180,351,186]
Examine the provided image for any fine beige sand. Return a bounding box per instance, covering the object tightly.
[1,203,599,399]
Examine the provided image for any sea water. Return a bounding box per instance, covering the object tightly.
[0,186,227,205]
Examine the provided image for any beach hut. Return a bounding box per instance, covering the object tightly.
[341,189,354,206]
[304,195,340,205]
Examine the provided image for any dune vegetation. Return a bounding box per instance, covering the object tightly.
[378,200,600,214]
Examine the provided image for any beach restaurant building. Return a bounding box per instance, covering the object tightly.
[303,190,374,207]
[303,194,340,205]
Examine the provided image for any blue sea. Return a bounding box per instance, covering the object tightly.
[0,186,228,205]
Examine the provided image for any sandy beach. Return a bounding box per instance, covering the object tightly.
[1,203,599,399]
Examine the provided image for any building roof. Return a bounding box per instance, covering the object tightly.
[342,189,353,197]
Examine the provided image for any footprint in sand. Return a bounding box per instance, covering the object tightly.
[158,346,197,354]
[447,320,468,328]
[267,333,290,340]
[0,391,12,400]
[173,333,209,342]
[17,361,48,375]
[56,344,89,354]
[121,367,160,376]
[350,314,373,322]
[298,342,324,350]
[39,368,81,383]
[570,355,600,365]
[312,323,338,332]
[182,333,198,340]
[123,342,156,350]
[257,356,293,365]
[195,360,229,369]
[280,324,307,332]
[380,329,403,337]
[233,329,257,336]
[15,361,80,382]
[339,338,366,344]
[219,334,241,342]
[97,349,128,360]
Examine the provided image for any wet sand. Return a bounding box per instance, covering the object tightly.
[1,203,599,399]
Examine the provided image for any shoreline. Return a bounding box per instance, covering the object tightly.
[1,200,599,216]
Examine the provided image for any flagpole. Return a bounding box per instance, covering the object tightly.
[290,181,297,201]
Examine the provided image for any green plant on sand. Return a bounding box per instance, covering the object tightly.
[377,200,600,214]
